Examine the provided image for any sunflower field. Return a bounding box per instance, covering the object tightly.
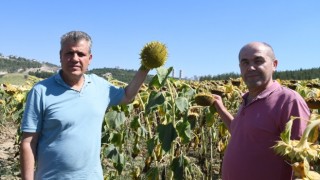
[1,67,320,179]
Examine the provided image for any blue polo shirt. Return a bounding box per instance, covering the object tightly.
[21,72,124,179]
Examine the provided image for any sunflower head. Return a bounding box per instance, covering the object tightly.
[194,93,215,106]
[140,41,168,69]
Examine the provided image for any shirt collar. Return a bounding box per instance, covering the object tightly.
[54,70,91,88]
[243,80,280,100]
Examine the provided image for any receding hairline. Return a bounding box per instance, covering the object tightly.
[238,42,276,60]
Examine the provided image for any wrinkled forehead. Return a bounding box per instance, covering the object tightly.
[62,38,88,46]
[63,37,90,45]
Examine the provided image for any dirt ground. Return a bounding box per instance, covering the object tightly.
[0,121,20,180]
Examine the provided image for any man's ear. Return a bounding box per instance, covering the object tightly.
[59,50,62,63]
[273,59,278,72]
[89,54,93,64]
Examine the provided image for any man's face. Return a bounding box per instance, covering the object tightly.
[60,39,92,79]
[239,44,277,92]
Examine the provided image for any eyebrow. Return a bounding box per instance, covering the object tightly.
[241,55,264,60]
[239,58,250,62]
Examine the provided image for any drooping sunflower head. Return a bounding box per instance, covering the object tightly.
[194,93,215,106]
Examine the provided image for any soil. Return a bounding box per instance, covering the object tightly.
[0,121,20,179]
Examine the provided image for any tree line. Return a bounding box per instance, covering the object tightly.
[1,53,319,82]
[199,67,320,81]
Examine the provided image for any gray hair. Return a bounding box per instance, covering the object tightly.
[60,31,92,53]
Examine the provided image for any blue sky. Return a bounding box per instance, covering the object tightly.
[0,1,319,78]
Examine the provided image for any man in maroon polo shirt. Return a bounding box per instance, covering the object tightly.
[212,42,310,180]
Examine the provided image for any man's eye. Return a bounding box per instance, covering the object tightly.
[241,61,248,66]
[77,53,86,57]
[255,60,264,64]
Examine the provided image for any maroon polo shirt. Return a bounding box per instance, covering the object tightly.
[222,81,310,180]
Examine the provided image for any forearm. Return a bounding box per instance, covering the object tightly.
[20,141,36,180]
[20,132,38,180]
[211,94,233,130]
[121,68,149,104]
[215,105,234,131]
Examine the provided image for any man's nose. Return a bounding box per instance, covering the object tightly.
[247,64,256,71]
[70,53,79,61]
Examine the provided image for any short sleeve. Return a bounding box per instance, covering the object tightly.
[21,87,44,133]
[108,86,125,106]
[280,94,310,140]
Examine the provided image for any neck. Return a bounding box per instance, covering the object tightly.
[245,94,255,105]
[248,80,274,97]
[246,80,274,104]
[61,72,85,91]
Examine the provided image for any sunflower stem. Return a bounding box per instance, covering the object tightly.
[296,119,320,149]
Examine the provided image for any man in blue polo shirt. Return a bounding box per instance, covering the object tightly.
[20,31,150,179]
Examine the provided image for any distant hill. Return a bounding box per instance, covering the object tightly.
[87,68,154,83]
[1,53,319,83]
[0,54,151,83]
[0,55,59,74]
